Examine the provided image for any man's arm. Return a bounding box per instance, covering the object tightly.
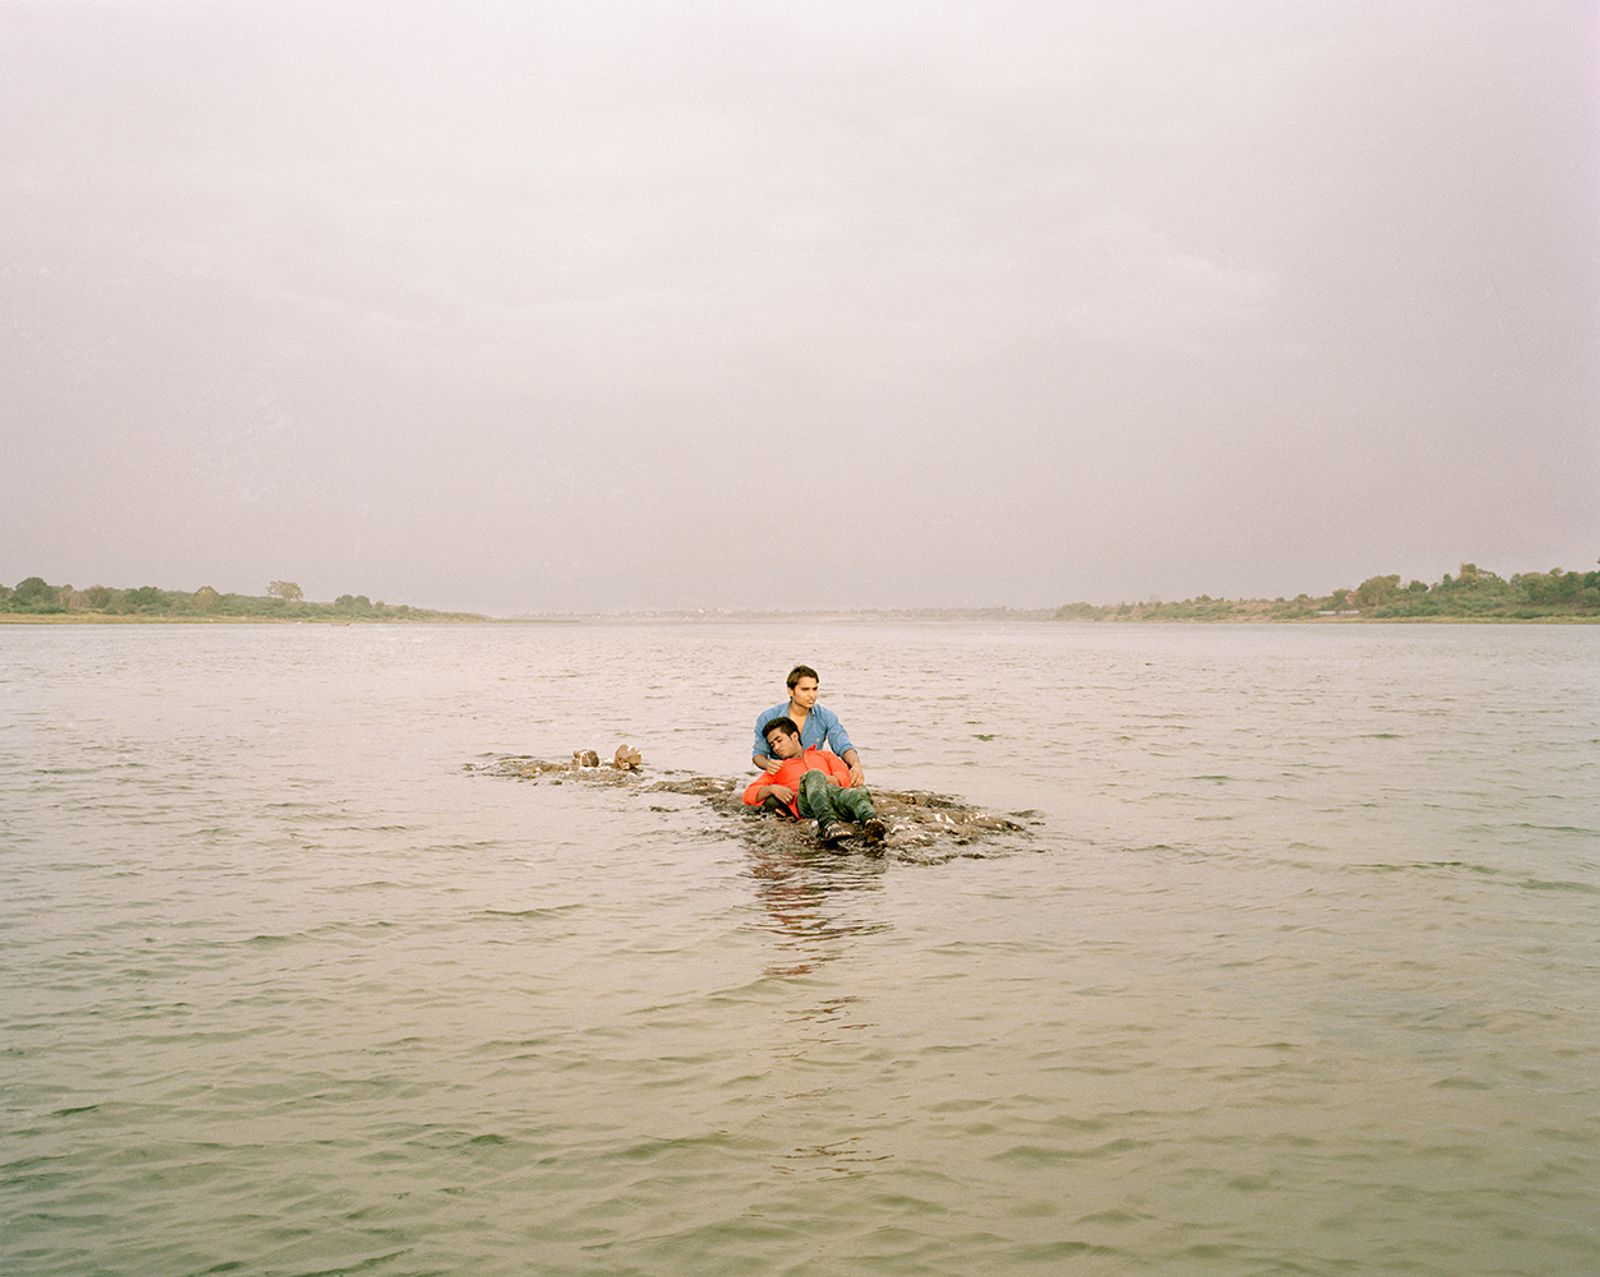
[744,758,799,806]
[820,752,858,788]
[745,782,795,805]
[817,706,863,783]
[753,754,782,774]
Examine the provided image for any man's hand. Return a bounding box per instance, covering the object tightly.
[841,748,864,787]
[765,784,794,804]
[761,756,782,774]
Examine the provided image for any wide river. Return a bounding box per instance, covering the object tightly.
[2,622,1596,1275]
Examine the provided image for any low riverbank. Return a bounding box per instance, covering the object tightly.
[0,613,502,625]
[5,611,1597,626]
[1060,613,1600,625]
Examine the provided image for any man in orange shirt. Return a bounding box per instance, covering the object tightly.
[742,717,887,847]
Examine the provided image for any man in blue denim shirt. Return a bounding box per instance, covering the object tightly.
[751,664,864,786]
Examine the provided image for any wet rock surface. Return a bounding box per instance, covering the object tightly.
[470,752,1038,862]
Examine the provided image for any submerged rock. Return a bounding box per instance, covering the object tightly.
[470,750,1035,861]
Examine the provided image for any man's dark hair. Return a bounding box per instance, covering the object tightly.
[786,664,819,690]
[762,716,800,743]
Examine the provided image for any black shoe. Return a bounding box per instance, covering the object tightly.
[820,821,856,847]
[862,817,888,844]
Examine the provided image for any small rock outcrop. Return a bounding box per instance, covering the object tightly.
[470,749,1037,861]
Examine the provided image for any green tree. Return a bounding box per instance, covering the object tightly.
[1354,574,1402,609]
[12,576,61,610]
[267,581,304,602]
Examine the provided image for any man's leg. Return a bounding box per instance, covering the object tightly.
[796,771,848,838]
[797,772,885,845]
[833,784,887,844]
[831,785,878,826]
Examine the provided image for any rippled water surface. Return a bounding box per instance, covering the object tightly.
[3,622,1597,1275]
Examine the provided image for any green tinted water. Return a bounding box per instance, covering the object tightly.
[2,623,1596,1274]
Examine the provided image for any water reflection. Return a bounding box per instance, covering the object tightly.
[740,831,898,1179]
[741,826,890,978]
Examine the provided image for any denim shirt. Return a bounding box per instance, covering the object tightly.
[752,701,855,761]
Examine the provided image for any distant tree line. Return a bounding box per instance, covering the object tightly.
[0,577,485,621]
[1054,561,1600,622]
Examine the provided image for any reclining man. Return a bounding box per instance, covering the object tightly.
[742,716,887,848]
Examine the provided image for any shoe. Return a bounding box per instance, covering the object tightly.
[820,821,857,847]
[862,817,888,844]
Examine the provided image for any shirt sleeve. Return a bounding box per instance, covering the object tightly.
[818,705,854,757]
[745,761,802,814]
[753,708,774,759]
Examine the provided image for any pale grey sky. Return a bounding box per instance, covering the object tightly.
[3,0,1596,612]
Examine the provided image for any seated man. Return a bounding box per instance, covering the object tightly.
[752,664,864,786]
[742,716,886,847]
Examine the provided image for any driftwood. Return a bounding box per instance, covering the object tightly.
[470,748,1037,861]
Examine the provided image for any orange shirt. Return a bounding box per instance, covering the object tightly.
[742,749,853,816]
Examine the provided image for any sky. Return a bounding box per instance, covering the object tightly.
[2,0,1596,613]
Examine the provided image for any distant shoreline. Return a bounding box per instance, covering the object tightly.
[510,613,1600,625]
[5,561,1597,625]
[0,577,494,623]
[0,613,545,625]
[6,612,1594,627]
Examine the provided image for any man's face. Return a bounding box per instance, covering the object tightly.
[766,728,804,760]
[789,676,819,709]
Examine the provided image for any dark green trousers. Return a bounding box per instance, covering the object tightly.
[796,769,877,829]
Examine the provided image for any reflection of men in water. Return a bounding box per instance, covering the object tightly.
[743,717,886,847]
[751,664,864,787]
